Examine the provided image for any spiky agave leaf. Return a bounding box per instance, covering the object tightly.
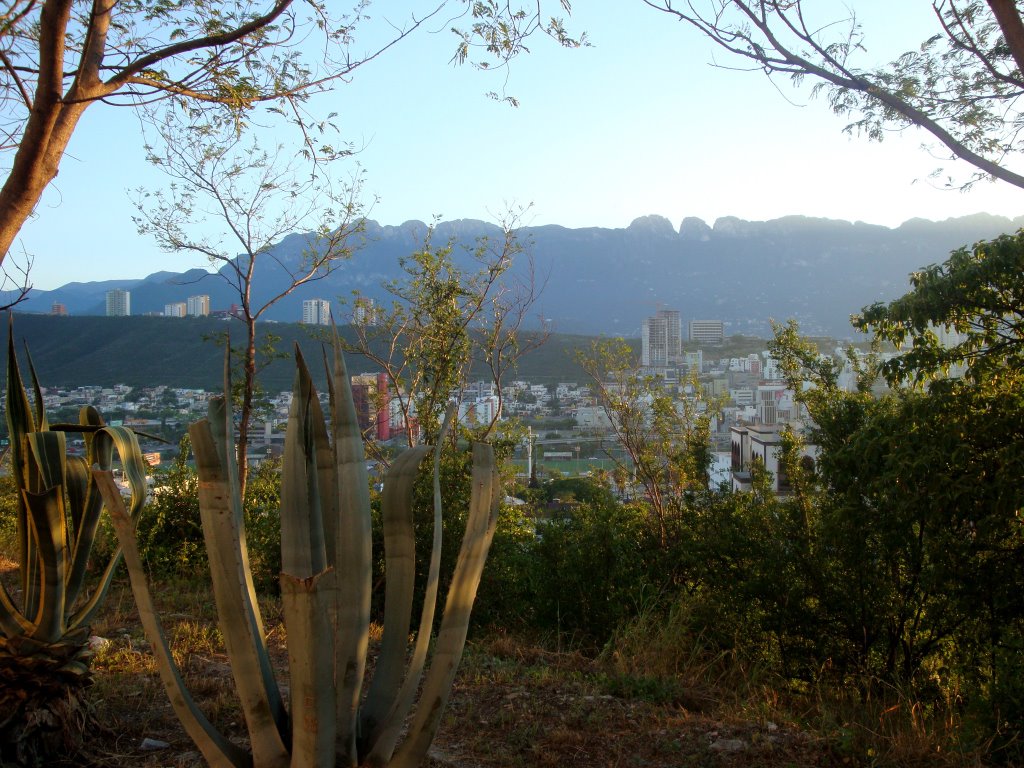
[361,406,455,765]
[95,471,250,768]
[280,346,336,765]
[390,442,501,768]
[325,325,374,762]
[189,346,288,765]
[0,320,154,766]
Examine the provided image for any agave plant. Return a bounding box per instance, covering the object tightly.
[0,325,149,765]
[99,331,500,767]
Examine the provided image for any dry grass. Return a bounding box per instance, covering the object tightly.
[0,564,995,768]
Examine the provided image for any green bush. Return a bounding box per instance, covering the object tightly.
[132,437,282,590]
[0,469,17,558]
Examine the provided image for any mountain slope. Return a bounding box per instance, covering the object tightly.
[20,213,1023,337]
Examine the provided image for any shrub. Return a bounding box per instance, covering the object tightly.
[133,436,282,589]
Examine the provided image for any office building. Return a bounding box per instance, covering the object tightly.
[301,299,331,325]
[105,289,130,316]
[352,297,378,326]
[689,319,725,345]
[641,309,681,367]
[350,372,391,441]
[164,302,186,317]
[187,295,210,317]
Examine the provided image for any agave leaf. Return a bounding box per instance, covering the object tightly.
[202,346,289,745]
[280,570,337,768]
[191,417,289,766]
[63,455,102,608]
[361,406,456,761]
[390,442,500,768]
[0,578,31,637]
[26,430,66,497]
[66,541,123,631]
[80,405,112,470]
[24,341,48,433]
[7,320,36,608]
[65,454,89,543]
[94,470,251,768]
[208,350,272,640]
[23,430,68,642]
[358,445,430,756]
[208,397,281,690]
[67,425,149,631]
[280,347,327,578]
[6,320,36,486]
[20,486,67,643]
[65,406,110,611]
[327,328,373,759]
[280,347,337,766]
[313,349,338,570]
[99,426,149,516]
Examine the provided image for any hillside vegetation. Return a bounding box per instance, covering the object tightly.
[5,314,598,391]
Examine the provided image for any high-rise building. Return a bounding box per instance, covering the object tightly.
[50,302,67,316]
[689,319,725,345]
[352,297,378,326]
[641,309,681,368]
[164,302,186,317]
[302,299,331,325]
[187,295,210,317]
[106,288,130,317]
[350,372,391,441]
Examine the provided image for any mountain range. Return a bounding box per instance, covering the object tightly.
[19,213,1024,338]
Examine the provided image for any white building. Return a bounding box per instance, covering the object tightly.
[187,295,210,316]
[642,309,682,368]
[689,319,724,345]
[352,297,377,325]
[106,288,130,316]
[164,302,186,317]
[730,422,818,494]
[302,299,331,325]
[459,395,499,428]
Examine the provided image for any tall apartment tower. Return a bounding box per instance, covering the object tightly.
[187,295,211,316]
[641,309,681,368]
[689,319,725,345]
[105,288,130,317]
[301,298,331,325]
[164,302,187,317]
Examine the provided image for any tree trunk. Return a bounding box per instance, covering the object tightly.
[0,0,89,266]
[987,0,1024,77]
[237,317,257,500]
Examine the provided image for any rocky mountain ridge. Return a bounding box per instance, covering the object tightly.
[21,212,1023,338]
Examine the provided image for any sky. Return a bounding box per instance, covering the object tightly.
[14,1,1024,291]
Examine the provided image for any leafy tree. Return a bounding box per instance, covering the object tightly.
[577,337,717,546]
[526,485,656,644]
[345,216,546,447]
[640,0,1024,190]
[137,437,284,589]
[768,309,1024,737]
[134,115,363,496]
[856,229,1024,385]
[0,1,584,268]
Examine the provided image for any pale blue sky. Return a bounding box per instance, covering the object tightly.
[16,1,1023,290]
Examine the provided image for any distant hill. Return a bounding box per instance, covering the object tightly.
[17,213,1024,338]
[5,314,595,392]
